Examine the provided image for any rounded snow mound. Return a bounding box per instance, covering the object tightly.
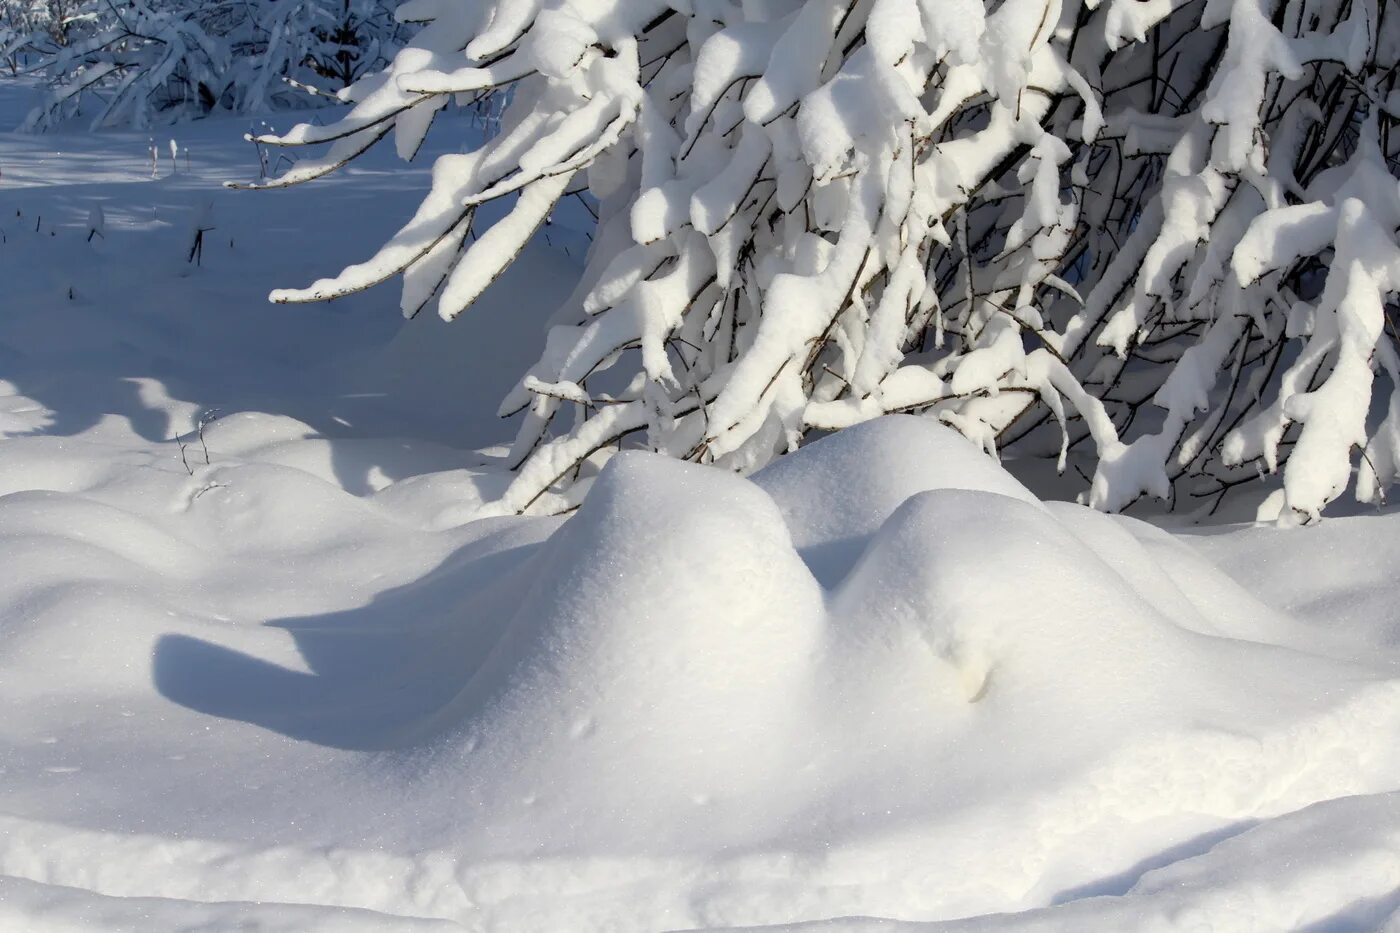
[421,452,829,849]
[753,416,1041,583]
[822,487,1388,779]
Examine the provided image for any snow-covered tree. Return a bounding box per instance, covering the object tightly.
[16,0,403,129]
[250,0,1400,524]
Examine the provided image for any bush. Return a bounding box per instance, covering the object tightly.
[13,0,402,129]
[253,0,1400,523]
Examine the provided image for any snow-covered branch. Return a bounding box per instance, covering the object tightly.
[255,0,1400,522]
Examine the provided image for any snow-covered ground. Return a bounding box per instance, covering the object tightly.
[3,80,1400,932]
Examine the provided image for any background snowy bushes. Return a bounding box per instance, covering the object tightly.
[45,0,1400,524]
[3,0,403,128]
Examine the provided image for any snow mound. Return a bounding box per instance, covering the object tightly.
[416,452,829,848]
[280,422,1395,923]
[753,417,1041,584]
[821,485,1398,833]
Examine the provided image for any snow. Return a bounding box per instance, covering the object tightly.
[752,417,1043,585]
[730,795,1400,931]
[4,70,1400,933]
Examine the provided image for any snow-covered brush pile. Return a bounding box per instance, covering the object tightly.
[251,0,1400,524]
[14,0,404,129]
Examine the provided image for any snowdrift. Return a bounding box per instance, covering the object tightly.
[6,413,1397,930]
[366,418,1400,925]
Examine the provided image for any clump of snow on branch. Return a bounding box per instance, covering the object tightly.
[254,0,1400,524]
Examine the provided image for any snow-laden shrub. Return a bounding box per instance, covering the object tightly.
[252,0,1400,524]
[0,0,76,73]
[17,0,403,129]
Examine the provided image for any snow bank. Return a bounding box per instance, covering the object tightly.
[390,422,1400,926]
[399,422,1400,869]
[731,793,1400,931]
[0,875,459,933]
[2,414,1399,929]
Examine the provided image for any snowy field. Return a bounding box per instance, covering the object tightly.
[3,78,1400,932]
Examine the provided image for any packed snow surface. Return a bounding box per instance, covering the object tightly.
[3,82,1400,931]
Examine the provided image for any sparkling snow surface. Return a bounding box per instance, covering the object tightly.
[2,84,1400,931]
